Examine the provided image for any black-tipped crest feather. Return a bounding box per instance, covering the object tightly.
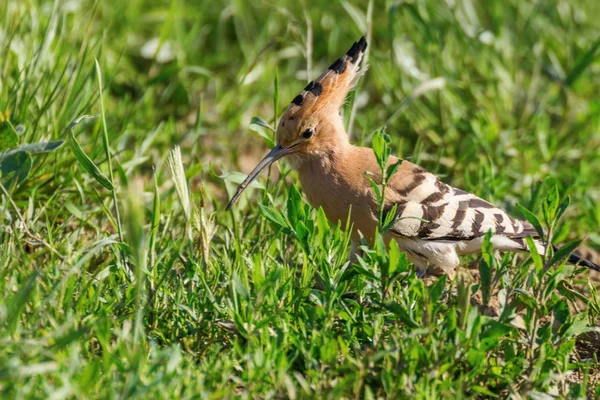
[329,58,347,74]
[286,36,368,109]
[309,82,323,96]
[347,37,367,63]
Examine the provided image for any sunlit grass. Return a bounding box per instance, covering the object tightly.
[1,0,599,398]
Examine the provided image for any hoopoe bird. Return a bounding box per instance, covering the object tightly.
[227,37,600,276]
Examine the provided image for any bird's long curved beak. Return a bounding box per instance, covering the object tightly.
[226,143,294,210]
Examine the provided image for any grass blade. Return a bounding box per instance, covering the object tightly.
[565,37,600,87]
[67,116,113,190]
[95,59,124,247]
[5,272,39,335]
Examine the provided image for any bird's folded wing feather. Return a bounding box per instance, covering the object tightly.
[384,164,538,242]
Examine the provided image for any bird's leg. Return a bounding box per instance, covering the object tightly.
[415,268,428,279]
[467,255,482,270]
[410,257,430,278]
[427,264,456,281]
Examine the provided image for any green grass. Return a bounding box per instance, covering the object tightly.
[1,0,600,398]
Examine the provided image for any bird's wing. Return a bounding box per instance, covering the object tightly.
[383,163,539,243]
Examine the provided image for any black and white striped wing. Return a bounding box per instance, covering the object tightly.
[387,171,538,244]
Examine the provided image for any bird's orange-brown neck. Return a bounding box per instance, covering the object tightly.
[295,144,381,242]
[294,143,429,243]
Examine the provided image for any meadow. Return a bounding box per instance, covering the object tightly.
[1,0,600,398]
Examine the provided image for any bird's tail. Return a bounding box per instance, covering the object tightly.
[567,252,600,272]
[552,244,600,272]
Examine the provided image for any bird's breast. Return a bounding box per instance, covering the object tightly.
[297,155,378,241]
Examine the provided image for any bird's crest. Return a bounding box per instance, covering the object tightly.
[283,37,367,118]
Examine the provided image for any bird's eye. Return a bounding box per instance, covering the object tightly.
[302,128,314,139]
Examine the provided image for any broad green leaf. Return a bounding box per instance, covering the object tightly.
[562,318,600,340]
[249,116,275,132]
[526,236,544,274]
[315,207,329,244]
[295,221,309,244]
[552,298,570,325]
[353,256,378,281]
[444,305,457,331]
[482,320,514,341]
[258,203,289,231]
[366,175,381,203]
[466,348,486,367]
[428,275,447,303]
[388,239,401,276]
[471,386,499,398]
[558,281,596,312]
[0,139,65,187]
[514,289,538,310]
[68,116,113,190]
[382,203,398,232]
[0,124,18,152]
[249,116,275,148]
[286,184,304,224]
[516,204,544,238]
[551,239,583,267]
[385,159,402,179]
[0,150,32,187]
[0,140,64,160]
[382,301,419,328]
[64,201,85,220]
[371,130,386,167]
[555,195,570,224]
[541,180,559,227]
[465,307,482,338]
[219,171,265,189]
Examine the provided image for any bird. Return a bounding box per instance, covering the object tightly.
[227,37,600,277]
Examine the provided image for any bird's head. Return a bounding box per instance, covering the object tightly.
[227,37,367,209]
